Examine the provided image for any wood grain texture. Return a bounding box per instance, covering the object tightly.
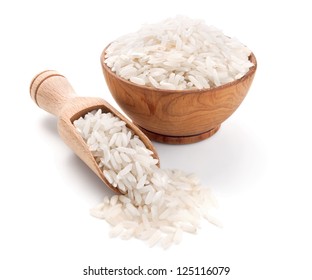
[101,49,257,144]
[30,70,159,193]
[137,124,221,145]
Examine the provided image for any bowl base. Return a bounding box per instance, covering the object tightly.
[135,125,221,144]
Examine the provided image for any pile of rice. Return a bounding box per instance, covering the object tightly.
[74,109,218,249]
[104,16,253,90]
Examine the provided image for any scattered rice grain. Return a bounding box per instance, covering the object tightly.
[74,109,218,249]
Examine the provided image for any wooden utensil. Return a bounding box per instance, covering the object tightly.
[30,70,159,193]
[101,48,257,144]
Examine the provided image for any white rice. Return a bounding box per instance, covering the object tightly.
[104,16,253,90]
[74,109,218,248]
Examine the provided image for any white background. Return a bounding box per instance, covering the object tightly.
[1,0,311,279]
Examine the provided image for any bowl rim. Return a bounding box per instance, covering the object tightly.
[101,44,257,94]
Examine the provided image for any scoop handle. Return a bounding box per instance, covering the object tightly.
[30,70,77,117]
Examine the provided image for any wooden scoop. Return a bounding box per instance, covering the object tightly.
[30,70,159,193]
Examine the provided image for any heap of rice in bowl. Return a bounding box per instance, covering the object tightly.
[104,16,253,90]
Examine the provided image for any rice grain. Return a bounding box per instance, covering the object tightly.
[105,16,253,90]
[74,109,218,249]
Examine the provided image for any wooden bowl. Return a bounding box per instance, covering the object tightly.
[101,48,257,144]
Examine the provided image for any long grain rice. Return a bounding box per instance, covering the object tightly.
[74,109,218,248]
[104,16,253,90]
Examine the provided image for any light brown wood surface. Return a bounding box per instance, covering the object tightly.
[30,70,159,193]
[101,49,257,144]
